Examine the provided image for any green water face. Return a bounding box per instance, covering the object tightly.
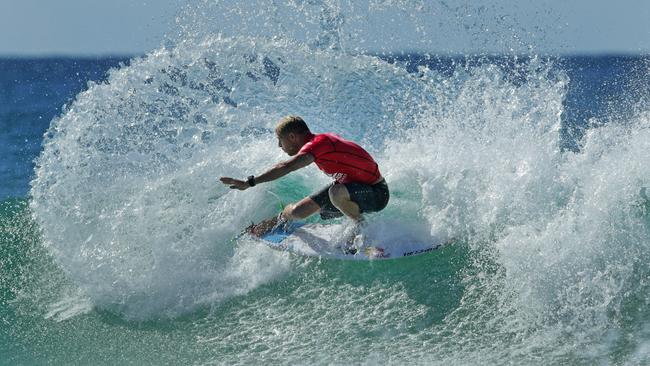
[2,198,470,365]
[5,195,650,365]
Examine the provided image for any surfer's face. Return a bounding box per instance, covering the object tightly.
[277,132,301,156]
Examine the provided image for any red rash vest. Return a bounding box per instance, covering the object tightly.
[297,133,382,184]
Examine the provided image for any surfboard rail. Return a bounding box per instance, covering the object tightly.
[255,221,446,260]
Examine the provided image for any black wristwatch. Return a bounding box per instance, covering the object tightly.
[246,175,256,187]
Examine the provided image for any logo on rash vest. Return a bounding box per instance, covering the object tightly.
[328,172,347,182]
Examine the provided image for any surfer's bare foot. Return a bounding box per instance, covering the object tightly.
[246,217,279,237]
[340,235,364,255]
[246,214,292,237]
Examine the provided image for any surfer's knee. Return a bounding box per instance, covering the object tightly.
[328,184,349,205]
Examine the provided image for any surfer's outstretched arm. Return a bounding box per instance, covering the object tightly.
[219,153,314,190]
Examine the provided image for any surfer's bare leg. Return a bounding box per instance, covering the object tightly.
[281,196,321,221]
[248,197,319,237]
[328,184,362,222]
[328,184,366,248]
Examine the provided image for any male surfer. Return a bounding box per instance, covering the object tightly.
[219,115,389,244]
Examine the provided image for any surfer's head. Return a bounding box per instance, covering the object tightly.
[275,115,312,156]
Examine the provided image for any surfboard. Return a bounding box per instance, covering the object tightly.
[258,220,448,260]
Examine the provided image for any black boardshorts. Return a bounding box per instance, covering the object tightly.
[309,179,390,220]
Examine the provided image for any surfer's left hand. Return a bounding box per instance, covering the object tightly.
[219,177,250,190]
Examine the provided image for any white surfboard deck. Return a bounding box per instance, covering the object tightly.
[259,220,448,260]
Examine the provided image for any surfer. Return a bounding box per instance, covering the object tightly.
[220,115,389,243]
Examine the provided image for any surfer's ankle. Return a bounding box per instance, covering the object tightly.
[338,220,364,249]
[273,212,290,230]
[351,218,366,233]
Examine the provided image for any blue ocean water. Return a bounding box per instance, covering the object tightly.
[0,58,130,199]
[2,3,650,365]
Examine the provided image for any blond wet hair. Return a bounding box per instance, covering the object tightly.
[275,115,311,137]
